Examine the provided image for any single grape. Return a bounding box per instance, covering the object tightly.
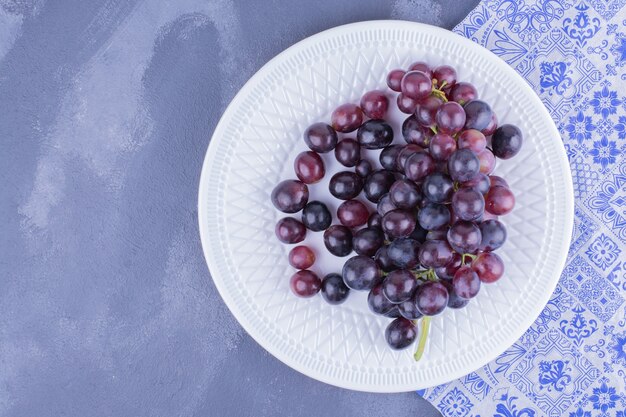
[301,201,332,231]
[449,82,478,105]
[360,90,389,119]
[323,225,353,256]
[364,170,396,203]
[405,151,435,181]
[432,65,457,88]
[387,238,421,269]
[453,266,481,299]
[342,255,382,290]
[418,239,454,268]
[386,69,405,92]
[458,129,487,154]
[355,159,372,177]
[436,102,466,134]
[290,270,321,297]
[415,281,449,316]
[331,103,363,133]
[396,144,424,172]
[492,124,523,159]
[334,138,361,167]
[478,149,496,174]
[462,173,490,195]
[357,119,394,149]
[385,318,418,350]
[479,219,507,251]
[329,171,363,200]
[275,217,306,244]
[447,220,481,253]
[368,284,399,316]
[489,175,509,189]
[377,193,397,216]
[408,61,432,77]
[320,273,350,305]
[303,122,338,153]
[271,180,309,213]
[401,70,432,100]
[379,145,404,171]
[382,209,417,239]
[337,199,369,228]
[398,295,424,320]
[472,252,504,283]
[435,253,463,280]
[294,151,325,184]
[374,245,396,272]
[418,202,451,231]
[463,100,493,131]
[389,179,421,209]
[452,187,485,221]
[443,280,470,309]
[448,149,480,182]
[485,186,515,215]
[368,213,383,229]
[429,133,457,161]
[422,172,454,203]
[288,245,315,269]
[416,95,444,128]
[482,112,498,136]
[353,227,385,256]
[397,93,419,114]
[402,116,432,146]
[383,269,419,303]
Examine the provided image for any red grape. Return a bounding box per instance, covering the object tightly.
[405,151,435,181]
[401,70,432,100]
[450,82,478,105]
[386,69,405,92]
[458,129,487,154]
[453,266,481,299]
[360,90,389,119]
[432,65,457,88]
[290,270,321,297]
[382,209,417,239]
[478,148,496,174]
[383,269,419,303]
[337,199,369,228]
[275,217,306,244]
[289,245,316,269]
[429,133,457,161]
[472,252,504,283]
[416,95,444,128]
[436,102,466,134]
[334,138,361,167]
[331,103,363,133]
[294,151,325,184]
[303,122,338,153]
[408,61,432,77]
[397,93,419,114]
[402,116,432,146]
[271,180,309,213]
[385,318,418,349]
[415,281,449,316]
[485,185,515,215]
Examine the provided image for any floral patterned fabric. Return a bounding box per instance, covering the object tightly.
[418,1,626,416]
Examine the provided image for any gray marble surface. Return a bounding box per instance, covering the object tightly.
[0,1,479,415]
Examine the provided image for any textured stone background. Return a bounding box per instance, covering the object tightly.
[0,1,478,415]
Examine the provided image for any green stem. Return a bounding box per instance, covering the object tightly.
[461,253,478,264]
[414,317,431,361]
[430,125,438,135]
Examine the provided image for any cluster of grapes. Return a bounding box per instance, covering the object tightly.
[271,61,523,360]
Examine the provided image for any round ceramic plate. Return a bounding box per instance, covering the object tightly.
[198,20,574,392]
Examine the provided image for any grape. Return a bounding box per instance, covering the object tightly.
[443,280,470,309]
[331,103,363,133]
[290,270,321,297]
[360,90,389,119]
[377,193,397,216]
[397,93,419,114]
[368,284,399,316]
[435,253,463,280]
[432,65,457,88]
[482,112,498,136]
[334,138,361,167]
[492,124,523,159]
[405,151,435,181]
[426,229,447,241]
[398,295,424,320]
[386,69,405,92]
[382,209,417,239]
[387,238,421,269]
[353,227,384,256]
[389,179,421,209]
[452,187,485,221]
[303,122,338,153]
[385,318,418,350]
[453,266,481,299]
[301,201,332,231]
[355,159,372,177]
[485,185,515,215]
[275,217,306,244]
[448,149,480,182]
[379,145,404,171]
[408,61,432,77]
[364,170,396,203]
[483,211,499,221]
[472,252,504,283]
[323,225,353,256]
[478,149,496,174]
[396,144,424,172]
[409,223,428,243]
[374,246,396,272]
[462,173,490,195]
[288,245,315,269]
[418,202,451,231]
[329,171,363,200]
[368,213,383,229]
[489,175,509,189]
[416,95,444,128]
[294,151,325,184]
[320,273,350,305]
[429,133,457,161]
[337,199,369,228]
[457,129,487,154]
[415,281,449,316]
[418,239,453,268]
[479,219,507,251]
[271,180,309,213]
[422,172,454,203]
[447,220,481,253]
[402,116,432,146]
[450,82,478,105]
[383,269,419,303]
[463,100,493,131]
[436,102,466,134]
[400,70,432,100]
[357,119,394,149]
[342,255,382,290]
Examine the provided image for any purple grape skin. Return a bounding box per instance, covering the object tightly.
[342,255,382,291]
[452,187,485,221]
[479,219,507,251]
[379,145,404,171]
[323,225,353,257]
[435,253,463,280]
[432,65,457,88]
[353,227,385,256]
[450,82,478,105]
[402,116,432,146]
[463,100,493,131]
[357,119,394,149]
[387,238,421,269]
[447,221,482,254]
[396,144,424,173]
[386,69,405,92]
[462,173,490,195]
[368,284,397,316]
[429,133,457,161]
[382,209,417,239]
[320,273,350,305]
[404,151,435,181]
[418,239,454,268]
[355,160,372,177]
[383,269,419,303]
[422,172,454,203]
[275,217,307,244]
[448,149,480,182]
[415,281,449,316]
[271,180,309,213]
[334,138,361,167]
[400,70,432,100]
[441,280,470,309]
[418,202,451,231]
[303,122,338,153]
[398,295,424,320]
[492,124,523,159]
[435,102,466,134]
[377,193,397,216]
[374,246,396,272]
[389,179,421,209]
[301,201,332,231]
[329,171,363,200]
[385,318,418,350]
[368,213,383,229]
[453,266,481,299]
[408,61,432,77]
[364,170,396,203]
[409,223,428,243]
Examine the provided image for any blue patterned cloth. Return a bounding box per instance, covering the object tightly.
[418,1,626,416]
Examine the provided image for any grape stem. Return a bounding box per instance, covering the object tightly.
[462,253,478,264]
[430,125,438,134]
[413,316,431,361]
[412,269,438,281]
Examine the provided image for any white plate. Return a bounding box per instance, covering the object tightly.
[198,21,574,392]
